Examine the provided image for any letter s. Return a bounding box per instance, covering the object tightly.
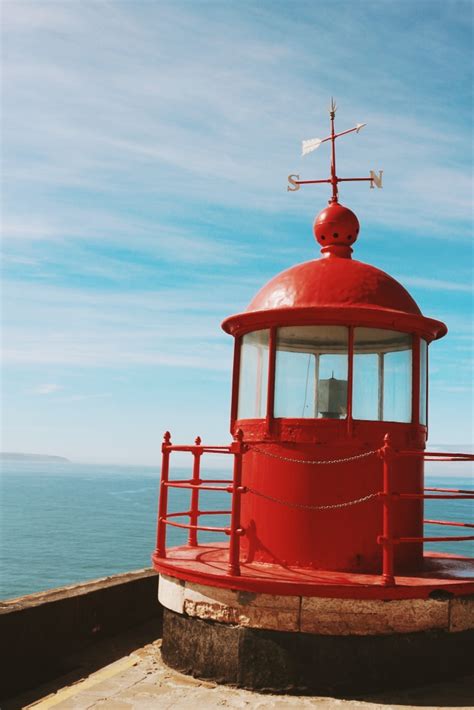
[287,174,300,192]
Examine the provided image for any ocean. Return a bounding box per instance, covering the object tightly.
[1,458,472,601]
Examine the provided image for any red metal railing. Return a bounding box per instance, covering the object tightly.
[155,429,246,575]
[378,434,474,585]
[156,429,473,585]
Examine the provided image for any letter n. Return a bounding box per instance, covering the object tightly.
[370,170,383,189]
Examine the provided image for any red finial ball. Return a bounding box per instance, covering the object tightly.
[313,202,360,249]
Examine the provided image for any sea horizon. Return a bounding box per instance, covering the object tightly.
[1,441,473,470]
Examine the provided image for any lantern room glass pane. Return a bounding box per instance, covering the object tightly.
[353,328,412,423]
[274,326,348,418]
[419,338,428,425]
[352,353,379,420]
[237,330,269,419]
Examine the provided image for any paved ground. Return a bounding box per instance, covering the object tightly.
[8,637,474,710]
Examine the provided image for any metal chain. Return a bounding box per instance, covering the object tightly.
[245,487,379,510]
[249,446,378,465]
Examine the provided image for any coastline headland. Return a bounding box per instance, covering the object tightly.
[0,452,70,462]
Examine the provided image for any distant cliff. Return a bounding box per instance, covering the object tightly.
[0,452,70,462]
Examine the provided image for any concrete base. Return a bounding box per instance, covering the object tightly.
[162,608,474,694]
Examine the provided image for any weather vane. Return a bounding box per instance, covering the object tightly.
[287,98,383,202]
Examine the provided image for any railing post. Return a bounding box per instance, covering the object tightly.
[380,433,395,586]
[228,429,245,576]
[188,436,202,546]
[156,431,171,558]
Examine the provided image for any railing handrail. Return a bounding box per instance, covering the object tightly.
[399,492,473,500]
[155,430,473,585]
[424,518,474,529]
[163,519,232,534]
[425,487,474,494]
[156,430,246,575]
[165,482,234,492]
[395,535,474,543]
[378,434,473,586]
[162,443,232,453]
[396,449,474,460]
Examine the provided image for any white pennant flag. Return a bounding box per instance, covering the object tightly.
[302,138,322,156]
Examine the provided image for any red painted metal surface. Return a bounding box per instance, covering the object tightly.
[228,430,245,575]
[156,431,171,558]
[229,337,241,429]
[376,445,474,583]
[155,431,246,575]
[152,545,474,600]
[398,536,474,543]
[237,258,421,314]
[237,432,424,574]
[164,519,231,534]
[346,326,354,431]
[424,520,474,528]
[265,327,277,432]
[314,201,359,250]
[222,258,446,341]
[188,437,202,546]
[426,487,474,493]
[380,434,395,585]
[411,336,421,424]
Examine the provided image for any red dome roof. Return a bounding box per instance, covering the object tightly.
[247,257,421,315]
[222,255,447,341]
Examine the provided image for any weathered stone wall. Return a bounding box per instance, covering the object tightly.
[0,569,162,700]
[159,574,474,634]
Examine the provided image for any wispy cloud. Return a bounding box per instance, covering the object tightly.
[3,279,240,370]
[63,393,112,402]
[31,383,62,395]
[2,1,472,250]
[436,384,473,393]
[396,275,472,294]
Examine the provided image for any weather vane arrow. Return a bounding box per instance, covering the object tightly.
[288,98,383,201]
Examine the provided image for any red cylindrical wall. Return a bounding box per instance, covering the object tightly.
[238,420,425,574]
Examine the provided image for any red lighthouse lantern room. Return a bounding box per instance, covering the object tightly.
[153,103,474,695]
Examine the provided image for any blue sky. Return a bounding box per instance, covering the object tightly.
[2,1,472,463]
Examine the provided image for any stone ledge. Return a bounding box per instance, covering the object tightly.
[159,574,474,635]
[300,596,449,635]
[1,568,159,611]
[1,568,161,700]
[184,581,300,631]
